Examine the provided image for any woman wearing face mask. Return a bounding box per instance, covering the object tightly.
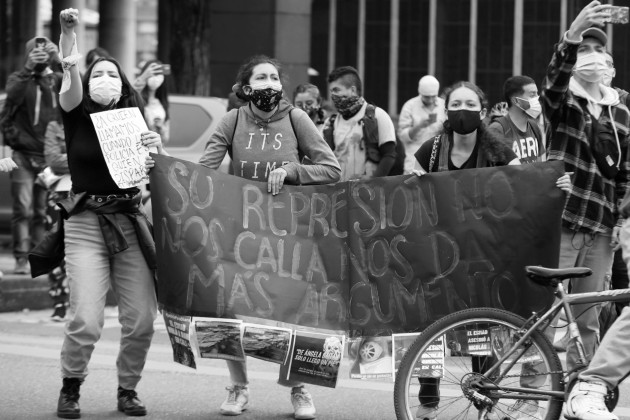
[54,9,163,419]
[293,83,326,132]
[149,55,339,419]
[412,82,571,420]
[134,60,170,144]
[415,81,520,173]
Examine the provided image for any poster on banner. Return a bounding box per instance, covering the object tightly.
[490,326,542,364]
[447,326,492,357]
[392,333,422,380]
[349,336,393,379]
[286,331,345,388]
[194,318,245,361]
[242,323,292,364]
[150,155,566,336]
[163,311,196,369]
[89,107,152,189]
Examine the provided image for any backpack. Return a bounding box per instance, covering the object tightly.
[322,104,405,176]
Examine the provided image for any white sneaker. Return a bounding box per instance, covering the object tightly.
[220,385,249,416]
[416,405,437,419]
[508,399,542,420]
[563,381,618,420]
[291,387,316,419]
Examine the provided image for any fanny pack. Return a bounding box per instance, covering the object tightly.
[590,113,620,180]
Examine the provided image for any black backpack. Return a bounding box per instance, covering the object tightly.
[322,104,405,176]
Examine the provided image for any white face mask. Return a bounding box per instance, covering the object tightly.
[602,69,614,87]
[248,81,282,92]
[147,75,164,91]
[515,96,542,119]
[574,52,608,83]
[89,75,122,106]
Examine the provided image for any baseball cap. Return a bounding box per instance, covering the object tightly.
[418,75,440,96]
[581,27,607,46]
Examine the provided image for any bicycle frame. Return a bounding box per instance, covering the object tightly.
[478,282,630,400]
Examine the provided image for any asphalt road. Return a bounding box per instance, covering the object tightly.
[0,309,628,420]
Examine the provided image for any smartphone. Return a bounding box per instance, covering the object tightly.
[603,5,629,24]
[161,64,171,75]
[428,113,437,123]
[35,37,47,49]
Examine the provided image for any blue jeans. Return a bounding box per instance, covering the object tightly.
[10,150,47,259]
[61,210,157,389]
[558,227,613,372]
[579,220,630,387]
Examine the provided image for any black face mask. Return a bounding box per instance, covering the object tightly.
[447,109,482,134]
[250,88,283,113]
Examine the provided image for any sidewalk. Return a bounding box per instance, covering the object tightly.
[0,243,51,313]
[0,241,116,313]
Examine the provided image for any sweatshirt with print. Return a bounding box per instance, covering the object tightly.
[199,99,340,185]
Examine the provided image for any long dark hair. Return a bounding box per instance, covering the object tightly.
[139,59,170,121]
[233,55,286,102]
[442,81,511,165]
[81,57,144,116]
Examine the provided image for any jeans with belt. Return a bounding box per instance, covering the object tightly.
[61,210,157,389]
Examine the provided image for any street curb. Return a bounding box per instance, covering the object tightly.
[0,273,117,312]
[0,275,51,312]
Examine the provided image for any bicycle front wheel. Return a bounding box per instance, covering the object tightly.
[394,308,564,420]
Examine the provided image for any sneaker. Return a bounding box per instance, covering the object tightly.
[508,399,542,419]
[51,305,66,322]
[14,257,29,274]
[563,380,619,420]
[291,387,316,420]
[57,377,82,419]
[220,385,249,416]
[416,405,437,419]
[117,386,147,416]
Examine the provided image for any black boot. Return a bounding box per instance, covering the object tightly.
[57,378,82,419]
[117,386,147,416]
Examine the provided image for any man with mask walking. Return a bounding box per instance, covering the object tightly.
[540,2,630,418]
[323,66,400,181]
[397,75,446,173]
[488,76,545,164]
[3,36,62,274]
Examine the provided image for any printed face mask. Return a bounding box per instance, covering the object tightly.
[89,75,122,106]
[300,104,320,118]
[516,96,542,119]
[248,81,283,112]
[147,75,164,91]
[331,94,364,119]
[447,109,482,134]
[574,52,608,83]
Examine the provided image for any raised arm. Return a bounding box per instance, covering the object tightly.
[58,9,83,112]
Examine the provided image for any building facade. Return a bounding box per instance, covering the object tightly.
[310,0,630,116]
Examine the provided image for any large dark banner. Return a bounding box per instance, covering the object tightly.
[150,155,565,336]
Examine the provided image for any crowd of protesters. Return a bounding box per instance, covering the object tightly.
[0,1,628,419]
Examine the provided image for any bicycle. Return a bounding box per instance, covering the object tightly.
[393,265,630,420]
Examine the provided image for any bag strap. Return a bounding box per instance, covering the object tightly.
[227,107,240,160]
[287,107,305,162]
[428,135,440,173]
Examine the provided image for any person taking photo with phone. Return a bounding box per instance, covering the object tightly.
[539,3,630,418]
[133,60,170,144]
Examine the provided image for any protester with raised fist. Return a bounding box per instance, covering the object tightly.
[54,8,163,419]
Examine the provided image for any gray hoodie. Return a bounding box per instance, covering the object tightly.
[199,100,340,185]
